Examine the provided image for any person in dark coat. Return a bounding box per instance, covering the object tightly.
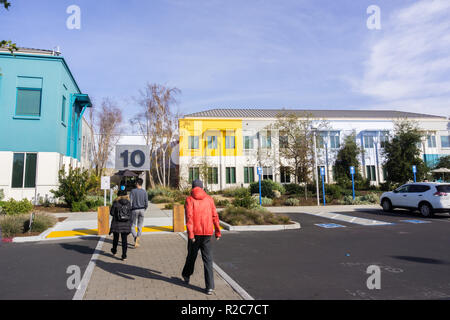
[109,188,132,261]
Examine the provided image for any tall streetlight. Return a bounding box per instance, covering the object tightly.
[312,127,320,206]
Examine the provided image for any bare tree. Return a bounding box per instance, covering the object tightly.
[88,98,123,176]
[269,111,328,198]
[130,83,181,188]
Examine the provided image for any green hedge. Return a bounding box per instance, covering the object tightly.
[0,199,33,215]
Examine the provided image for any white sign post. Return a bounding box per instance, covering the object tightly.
[101,176,110,206]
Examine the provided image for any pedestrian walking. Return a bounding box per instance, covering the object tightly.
[182,179,221,295]
[109,187,132,261]
[129,178,148,248]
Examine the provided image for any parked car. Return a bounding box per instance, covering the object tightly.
[380,183,450,217]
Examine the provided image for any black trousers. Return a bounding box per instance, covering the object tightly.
[112,232,129,258]
[182,235,215,290]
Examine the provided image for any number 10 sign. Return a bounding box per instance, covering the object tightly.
[115,145,150,170]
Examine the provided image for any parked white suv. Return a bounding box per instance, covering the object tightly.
[380,183,450,217]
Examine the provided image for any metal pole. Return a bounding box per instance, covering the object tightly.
[104,189,106,207]
[352,173,355,200]
[313,130,320,206]
[109,188,112,205]
[321,173,326,206]
[259,171,262,205]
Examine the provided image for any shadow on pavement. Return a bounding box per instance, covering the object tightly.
[391,256,448,265]
[94,260,206,294]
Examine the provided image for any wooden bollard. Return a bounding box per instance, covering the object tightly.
[173,204,185,233]
[97,206,110,235]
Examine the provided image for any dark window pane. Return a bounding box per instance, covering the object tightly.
[437,185,450,193]
[11,153,25,188]
[16,89,41,116]
[61,96,66,122]
[24,153,37,188]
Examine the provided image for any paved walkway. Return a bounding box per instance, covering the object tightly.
[83,233,242,300]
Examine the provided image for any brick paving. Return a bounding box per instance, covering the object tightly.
[84,233,242,300]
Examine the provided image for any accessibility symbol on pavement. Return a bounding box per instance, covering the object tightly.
[315,223,346,229]
[401,220,431,224]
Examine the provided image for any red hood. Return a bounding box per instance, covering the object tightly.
[191,187,208,200]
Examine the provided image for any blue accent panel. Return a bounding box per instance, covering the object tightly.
[0,53,89,157]
[423,154,441,168]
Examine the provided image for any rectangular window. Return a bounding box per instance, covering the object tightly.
[383,167,388,181]
[280,167,291,183]
[188,167,199,183]
[226,167,236,184]
[380,131,389,148]
[207,136,217,149]
[441,136,450,148]
[317,132,327,148]
[263,167,273,180]
[427,135,437,148]
[11,153,37,188]
[366,165,376,181]
[16,88,42,116]
[364,135,374,148]
[244,167,255,184]
[225,135,235,149]
[260,131,272,149]
[243,136,254,150]
[61,96,66,123]
[188,136,199,149]
[207,167,218,185]
[279,135,289,149]
[329,132,340,149]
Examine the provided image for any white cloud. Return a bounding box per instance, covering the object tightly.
[355,0,450,116]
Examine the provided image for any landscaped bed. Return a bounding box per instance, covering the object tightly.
[219,205,291,226]
[0,213,57,239]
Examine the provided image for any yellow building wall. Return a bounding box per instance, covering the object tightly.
[179,119,243,157]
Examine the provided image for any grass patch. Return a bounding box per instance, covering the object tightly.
[220,206,291,226]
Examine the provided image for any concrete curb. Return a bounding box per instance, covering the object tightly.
[219,220,301,231]
[12,221,63,243]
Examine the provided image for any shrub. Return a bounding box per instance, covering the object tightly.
[251,195,273,206]
[250,180,284,198]
[222,187,248,198]
[50,165,97,207]
[147,187,173,200]
[214,198,230,207]
[0,189,4,201]
[284,198,300,206]
[164,203,174,210]
[232,193,257,209]
[79,201,90,212]
[151,195,173,204]
[325,184,344,200]
[0,214,28,237]
[0,199,33,215]
[220,206,290,226]
[28,213,57,233]
[71,202,81,212]
[338,192,379,205]
[284,183,302,195]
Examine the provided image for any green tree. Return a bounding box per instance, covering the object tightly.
[333,132,363,187]
[1,1,18,53]
[436,155,450,169]
[382,119,428,184]
[50,166,97,207]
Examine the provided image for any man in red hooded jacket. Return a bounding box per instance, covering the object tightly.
[182,179,221,295]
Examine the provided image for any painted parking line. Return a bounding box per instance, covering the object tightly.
[301,211,393,226]
[315,223,346,229]
[401,219,431,224]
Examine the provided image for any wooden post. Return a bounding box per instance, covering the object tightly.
[173,204,185,233]
[97,206,110,235]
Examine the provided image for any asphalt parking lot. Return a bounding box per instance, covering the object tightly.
[0,237,100,300]
[214,208,450,300]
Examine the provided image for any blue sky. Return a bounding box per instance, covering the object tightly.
[1,0,449,131]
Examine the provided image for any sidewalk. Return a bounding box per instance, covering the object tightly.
[44,203,174,239]
[83,233,242,300]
